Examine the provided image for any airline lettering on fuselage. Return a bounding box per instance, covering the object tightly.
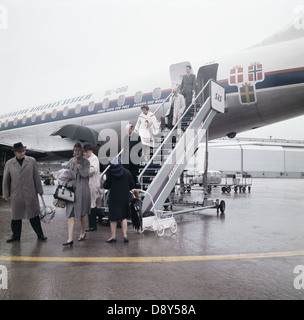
[228,62,265,105]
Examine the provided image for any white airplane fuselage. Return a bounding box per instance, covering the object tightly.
[0,33,303,160]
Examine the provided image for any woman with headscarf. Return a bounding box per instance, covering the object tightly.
[134,105,160,162]
[103,156,134,243]
[62,142,91,246]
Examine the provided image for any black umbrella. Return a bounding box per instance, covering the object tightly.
[51,124,99,145]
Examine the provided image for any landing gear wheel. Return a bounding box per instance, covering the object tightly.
[219,200,226,214]
[156,225,165,237]
[170,222,177,234]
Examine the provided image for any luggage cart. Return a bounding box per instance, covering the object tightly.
[220,173,252,193]
[137,190,177,237]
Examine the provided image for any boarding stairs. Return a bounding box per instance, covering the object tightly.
[139,79,225,213]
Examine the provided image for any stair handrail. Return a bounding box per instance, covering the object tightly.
[100,148,124,181]
[138,78,213,188]
[151,90,174,117]
[151,84,182,117]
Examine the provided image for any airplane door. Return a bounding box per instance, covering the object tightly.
[169,61,192,89]
[196,63,219,104]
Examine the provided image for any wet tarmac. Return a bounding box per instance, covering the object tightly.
[0,178,304,300]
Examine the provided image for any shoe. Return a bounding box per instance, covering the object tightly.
[62,240,73,247]
[78,233,87,241]
[106,237,117,243]
[85,227,97,232]
[38,235,48,241]
[123,237,129,243]
[6,236,20,243]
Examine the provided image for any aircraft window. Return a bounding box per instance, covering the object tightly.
[14,117,18,126]
[153,87,162,100]
[102,98,109,109]
[51,109,57,119]
[31,114,36,123]
[88,101,95,112]
[75,104,81,114]
[63,107,69,117]
[134,91,142,103]
[22,115,27,124]
[118,95,125,107]
[41,111,46,121]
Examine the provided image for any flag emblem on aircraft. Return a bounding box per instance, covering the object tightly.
[229,66,243,84]
[228,61,265,105]
[248,62,264,82]
[240,83,256,104]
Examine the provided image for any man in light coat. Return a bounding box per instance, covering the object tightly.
[2,142,47,242]
[83,144,101,231]
[165,87,186,131]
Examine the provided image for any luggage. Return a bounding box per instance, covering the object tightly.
[39,195,56,224]
[53,184,75,203]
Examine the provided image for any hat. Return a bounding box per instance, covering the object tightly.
[12,142,26,152]
[83,143,93,152]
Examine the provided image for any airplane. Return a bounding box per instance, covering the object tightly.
[0,17,304,192]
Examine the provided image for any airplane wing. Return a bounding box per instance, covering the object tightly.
[200,139,304,148]
[0,143,47,159]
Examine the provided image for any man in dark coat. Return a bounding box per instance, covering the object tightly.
[104,156,134,243]
[180,65,196,107]
[122,124,142,188]
[2,142,47,242]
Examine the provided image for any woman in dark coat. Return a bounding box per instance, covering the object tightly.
[104,156,134,243]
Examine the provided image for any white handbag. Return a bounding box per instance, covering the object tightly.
[55,185,75,203]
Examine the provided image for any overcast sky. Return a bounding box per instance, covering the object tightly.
[0,0,303,140]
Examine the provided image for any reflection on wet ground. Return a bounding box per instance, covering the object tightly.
[0,178,304,300]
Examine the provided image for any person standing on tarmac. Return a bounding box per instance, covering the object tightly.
[103,156,134,243]
[2,142,47,243]
[83,143,101,232]
[63,142,91,246]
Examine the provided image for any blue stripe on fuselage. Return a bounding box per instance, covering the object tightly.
[0,90,171,132]
[1,68,304,132]
[219,67,304,93]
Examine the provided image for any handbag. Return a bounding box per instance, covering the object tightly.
[54,184,75,203]
[39,195,56,224]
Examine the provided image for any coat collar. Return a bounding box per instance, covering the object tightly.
[13,155,29,170]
